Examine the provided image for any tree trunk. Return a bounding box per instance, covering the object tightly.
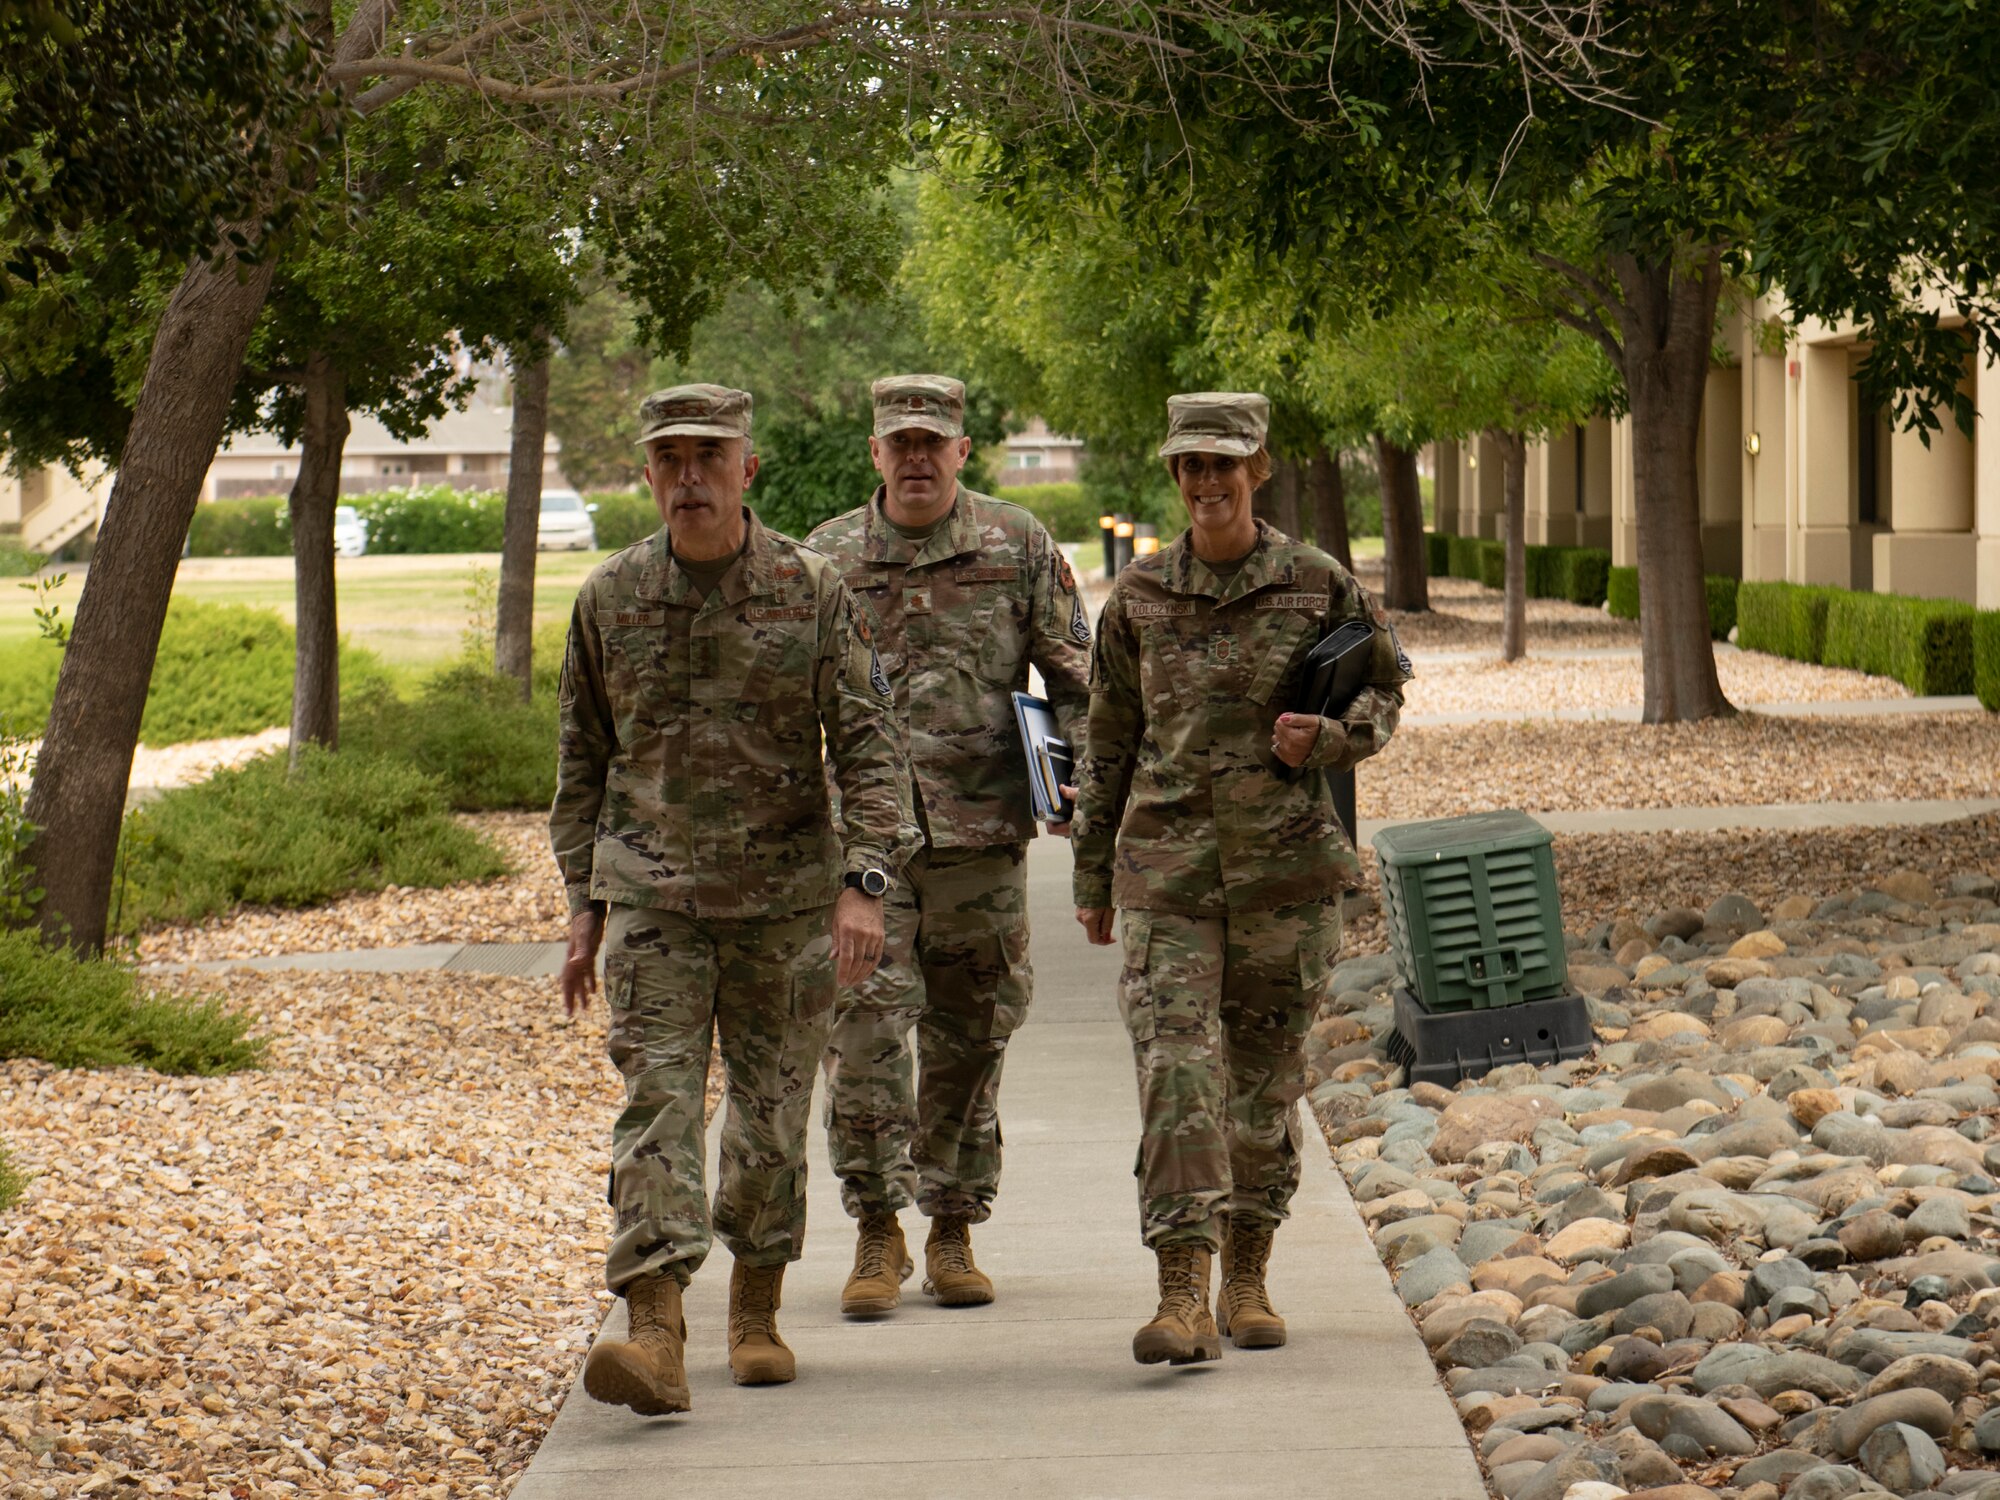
[1496,429,1528,662]
[495,344,551,699]
[1371,433,1430,612]
[288,351,349,762]
[1271,454,1303,540]
[1307,443,1351,570]
[1611,248,1733,723]
[22,250,278,952]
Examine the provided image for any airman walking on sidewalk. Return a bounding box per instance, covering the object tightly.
[807,374,1092,1316]
[551,383,916,1416]
[1071,392,1412,1367]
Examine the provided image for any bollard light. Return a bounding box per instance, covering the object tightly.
[1133,522,1160,557]
[1112,513,1135,573]
[1098,513,1117,578]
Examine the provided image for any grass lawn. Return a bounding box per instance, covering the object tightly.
[0,551,613,674]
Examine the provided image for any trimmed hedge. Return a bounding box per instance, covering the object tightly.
[1425,532,1450,578]
[1822,591,1976,695]
[1737,581,1838,662]
[1557,548,1611,607]
[352,487,506,553]
[1607,565,1640,621]
[1477,540,1505,590]
[1976,610,2000,711]
[587,489,659,552]
[186,495,292,557]
[997,482,1099,543]
[1446,534,1484,581]
[1524,545,1569,598]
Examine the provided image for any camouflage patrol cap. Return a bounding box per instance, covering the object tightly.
[635,384,753,446]
[1157,391,1269,459]
[872,374,965,438]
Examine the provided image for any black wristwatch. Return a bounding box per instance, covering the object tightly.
[843,868,889,897]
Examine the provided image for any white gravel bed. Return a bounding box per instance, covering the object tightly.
[1,969,617,1498]
[2,727,291,796]
[1401,654,1908,717]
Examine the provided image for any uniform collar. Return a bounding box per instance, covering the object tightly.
[1162,519,1296,606]
[639,506,780,608]
[861,484,979,568]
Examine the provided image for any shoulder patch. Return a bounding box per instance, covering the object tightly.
[1388,619,1414,678]
[1128,600,1196,620]
[1055,553,1078,593]
[1069,593,1091,645]
[869,645,892,698]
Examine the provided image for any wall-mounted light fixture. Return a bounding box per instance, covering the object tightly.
[1467,453,1478,470]
[1744,432,1762,457]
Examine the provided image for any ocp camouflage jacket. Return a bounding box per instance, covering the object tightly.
[808,487,1091,848]
[551,507,916,920]
[1072,521,1411,915]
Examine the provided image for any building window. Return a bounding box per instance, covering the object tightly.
[1022,452,1043,469]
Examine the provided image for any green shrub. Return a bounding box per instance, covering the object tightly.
[0,537,44,577]
[1477,540,1505,590]
[0,600,389,744]
[1607,565,1641,620]
[1736,581,1839,662]
[1557,548,1612,607]
[0,928,264,1073]
[1706,576,1739,640]
[1975,610,2000,712]
[997,482,1100,543]
[1425,532,1450,578]
[344,651,561,812]
[1446,534,1484,581]
[1524,545,1572,599]
[587,489,658,552]
[186,495,292,557]
[116,745,506,929]
[0,1140,24,1210]
[351,486,507,553]
[1823,591,1976,695]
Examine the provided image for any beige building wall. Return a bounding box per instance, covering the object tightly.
[1433,440,1459,533]
[1456,433,1506,539]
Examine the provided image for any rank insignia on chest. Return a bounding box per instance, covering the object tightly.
[906,587,933,615]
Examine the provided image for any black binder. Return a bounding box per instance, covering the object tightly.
[1280,619,1375,781]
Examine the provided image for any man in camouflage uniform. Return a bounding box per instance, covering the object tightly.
[1072,392,1410,1366]
[551,384,915,1416]
[807,374,1092,1315]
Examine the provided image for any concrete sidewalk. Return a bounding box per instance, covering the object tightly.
[508,842,1486,1500]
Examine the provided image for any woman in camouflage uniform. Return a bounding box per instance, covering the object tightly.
[1071,392,1410,1366]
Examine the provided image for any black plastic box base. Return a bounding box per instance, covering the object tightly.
[1384,986,1595,1088]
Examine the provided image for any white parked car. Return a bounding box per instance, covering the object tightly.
[333,504,368,557]
[537,489,598,551]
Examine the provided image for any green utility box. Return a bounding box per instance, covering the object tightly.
[1372,810,1568,1011]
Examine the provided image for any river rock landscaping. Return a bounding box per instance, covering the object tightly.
[1309,867,2000,1500]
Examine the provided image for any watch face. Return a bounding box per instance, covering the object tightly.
[862,869,888,896]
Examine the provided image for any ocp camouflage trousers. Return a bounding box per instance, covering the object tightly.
[1116,901,1342,1251]
[600,901,835,1294]
[821,842,1031,1223]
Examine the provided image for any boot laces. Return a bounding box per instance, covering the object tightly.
[1158,1246,1205,1318]
[1226,1220,1275,1315]
[932,1217,973,1274]
[627,1276,677,1340]
[734,1269,779,1338]
[855,1215,897,1280]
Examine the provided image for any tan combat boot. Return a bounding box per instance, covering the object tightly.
[1217,1215,1287,1349]
[923,1215,995,1306]
[1132,1243,1221,1366]
[841,1212,914,1316]
[728,1261,796,1386]
[583,1272,691,1414]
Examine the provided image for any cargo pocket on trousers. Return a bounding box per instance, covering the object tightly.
[976,922,1031,1041]
[603,960,645,1079]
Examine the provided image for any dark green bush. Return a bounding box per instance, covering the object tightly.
[0,600,388,743]
[1822,591,1976,695]
[587,489,658,552]
[117,745,506,929]
[1607,566,1641,620]
[0,537,44,577]
[351,486,507,553]
[1736,581,1839,662]
[1446,534,1485,581]
[1974,610,2000,712]
[1425,532,1450,579]
[1524,545,1571,599]
[1706,576,1739,640]
[1477,540,1505,590]
[186,495,291,557]
[997,482,1098,543]
[344,652,561,812]
[1557,548,1612,607]
[0,928,264,1073]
